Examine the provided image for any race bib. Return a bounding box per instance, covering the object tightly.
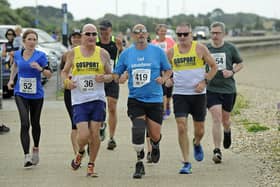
[78,75,95,92]
[132,69,151,88]
[157,42,167,51]
[19,77,37,94]
[212,53,226,70]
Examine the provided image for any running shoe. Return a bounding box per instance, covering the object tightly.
[163,113,168,120]
[31,147,39,165]
[0,124,10,133]
[166,108,171,116]
[146,152,152,163]
[133,161,145,179]
[179,162,192,174]
[212,148,222,164]
[150,140,160,163]
[99,122,107,141]
[24,154,33,168]
[87,163,98,177]
[107,137,117,150]
[71,152,83,170]
[223,130,232,149]
[193,139,204,161]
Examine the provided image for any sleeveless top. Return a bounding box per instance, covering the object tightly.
[71,46,106,105]
[171,41,206,95]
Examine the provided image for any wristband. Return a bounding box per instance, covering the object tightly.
[64,79,71,88]
[204,78,209,85]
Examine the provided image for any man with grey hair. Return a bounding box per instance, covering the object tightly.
[61,23,113,177]
[206,21,244,164]
[113,24,172,179]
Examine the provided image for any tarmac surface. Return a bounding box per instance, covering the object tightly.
[2,51,277,186]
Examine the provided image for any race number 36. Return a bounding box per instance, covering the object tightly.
[79,76,95,92]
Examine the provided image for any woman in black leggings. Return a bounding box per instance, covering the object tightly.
[7,29,52,168]
[60,29,81,155]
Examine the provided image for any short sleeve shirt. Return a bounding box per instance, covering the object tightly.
[114,44,171,103]
[206,41,242,93]
[14,49,48,99]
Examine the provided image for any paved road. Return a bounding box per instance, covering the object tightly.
[3,51,278,186]
[0,99,257,187]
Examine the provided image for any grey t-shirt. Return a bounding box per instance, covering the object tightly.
[206,41,242,93]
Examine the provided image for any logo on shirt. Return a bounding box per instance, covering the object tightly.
[76,61,99,71]
[174,56,196,67]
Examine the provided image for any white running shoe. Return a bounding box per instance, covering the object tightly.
[24,154,33,168]
[31,147,39,165]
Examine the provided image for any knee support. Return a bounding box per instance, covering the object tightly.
[132,118,146,152]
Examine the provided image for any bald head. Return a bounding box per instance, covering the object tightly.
[82,24,97,33]
[80,23,98,47]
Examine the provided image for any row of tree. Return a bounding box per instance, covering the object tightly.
[1,0,280,35]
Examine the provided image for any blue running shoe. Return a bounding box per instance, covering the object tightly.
[193,139,204,161]
[163,114,168,120]
[179,162,192,174]
[166,108,171,116]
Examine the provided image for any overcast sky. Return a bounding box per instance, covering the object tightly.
[7,0,280,20]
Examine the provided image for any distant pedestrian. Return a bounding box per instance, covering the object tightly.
[7,29,52,168]
[206,21,244,164]
[1,28,16,66]
[51,31,58,41]
[13,25,23,50]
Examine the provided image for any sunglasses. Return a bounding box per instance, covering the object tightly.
[133,29,147,34]
[83,32,98,37]
[176,33,190,37]
[7,33,14,35]
[211,32,223,35]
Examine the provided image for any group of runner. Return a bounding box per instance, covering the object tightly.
[6,20,243,179]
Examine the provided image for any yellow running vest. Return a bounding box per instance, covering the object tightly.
[71,46,106,105]
[171,41,206,95]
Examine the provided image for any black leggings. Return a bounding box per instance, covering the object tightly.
[64,89,76,129]
[15,95,43,154]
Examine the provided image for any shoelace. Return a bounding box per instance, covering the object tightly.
[87,163,95,174]
[75,154,82,164]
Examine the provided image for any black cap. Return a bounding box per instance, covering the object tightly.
[99,20,112,29]
[70,29,81,37]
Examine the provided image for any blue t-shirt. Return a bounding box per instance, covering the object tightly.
[14,49,48,99]
[114,43,171,103]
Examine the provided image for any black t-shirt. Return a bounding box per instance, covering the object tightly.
[96,37,118,68]
[5,41,15,53]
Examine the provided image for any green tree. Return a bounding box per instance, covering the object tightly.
[0,0,10,7]
[254,16,264,29]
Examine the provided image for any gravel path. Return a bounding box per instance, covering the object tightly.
[233,51,280,186]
